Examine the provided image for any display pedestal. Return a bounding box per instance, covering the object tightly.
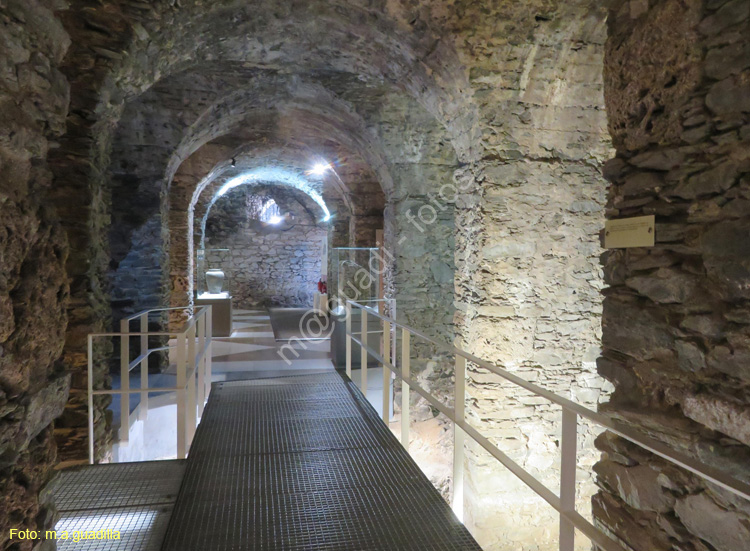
[330,307,378,369]
[195,293,233,337]
[313,292,328,315]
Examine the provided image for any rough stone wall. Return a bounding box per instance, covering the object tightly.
[110,216,163,321]
[0,1,71,549]
[442,5,614,548]
[595,2,750,550]
[17,3,750,551]
[203,186,327,308]
[48,1,139,463]
[380,97,459,343]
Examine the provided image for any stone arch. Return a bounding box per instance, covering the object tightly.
[166,137,380,322]
[52,3,477,460]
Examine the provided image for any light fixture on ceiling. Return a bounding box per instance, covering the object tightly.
[268,215,283,225]
[309,162,331,176]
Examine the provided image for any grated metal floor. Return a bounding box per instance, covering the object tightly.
[162,372,482,550]
[54,461,186,551]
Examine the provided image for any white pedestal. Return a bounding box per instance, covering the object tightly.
[195,293,233,337]
[313,292,328,315]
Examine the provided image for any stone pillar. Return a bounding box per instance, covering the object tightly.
[454,21,612,550]
[349,215,382,247]
[326,206,350,301]
[382,188,458,495]
[167,186,194,328]
[594,1,750,549]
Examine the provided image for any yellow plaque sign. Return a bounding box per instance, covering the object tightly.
[604,215,655,249]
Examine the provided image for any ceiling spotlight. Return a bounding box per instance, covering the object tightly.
[268,215,283,225]
[231,158,236,167]
[309,162,330,176]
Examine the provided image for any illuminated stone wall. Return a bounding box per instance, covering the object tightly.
[202,185,327,308]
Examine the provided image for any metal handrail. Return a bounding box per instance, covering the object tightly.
[123,305,191,323]
[87,305,213,463]
[345,299,750,551]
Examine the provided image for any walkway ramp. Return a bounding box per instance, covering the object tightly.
[161,372,482,550]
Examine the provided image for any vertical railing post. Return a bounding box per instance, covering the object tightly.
[119,319,130,444]
[88,335,95,464]
[559,408,578,551]
[345,302,352,379]
[382,320,391,424]
[186,323,197,448]
[197,311,206,418]
[452,355,466,521]
[361,307,368,397]
[176,331,187,459]
[205,306,212,401]
[401,328,410,451]
[139,312,148,421]
[391,301,397,370]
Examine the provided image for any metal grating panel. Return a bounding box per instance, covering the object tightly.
[53,461,185,551]
[56,505,174,551]
[162,372,482,550]
[218,373,344,387]
[55,461,185,511]
[188,416,396,457]
[176,447,429,504]
[164,485,479,551]
[210,383,352,403]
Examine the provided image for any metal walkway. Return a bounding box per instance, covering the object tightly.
[161,372,482,550]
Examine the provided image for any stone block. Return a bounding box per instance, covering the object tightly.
[675,492,750,551]
[594,460,676,512]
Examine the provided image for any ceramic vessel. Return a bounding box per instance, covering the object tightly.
[205,269,225,294]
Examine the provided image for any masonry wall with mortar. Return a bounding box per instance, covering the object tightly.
[445,5,614,547]
[0,2,71,548]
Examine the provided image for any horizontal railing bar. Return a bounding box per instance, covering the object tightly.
[91,331,178,337]
[195,341,211,366]
[93,366,200,396]
[350,332,626,551]
[350,333,448,415]
[92,386,187,395]
[604,421,750,502]
[125,340,208,373]
[90,306,212,339]
[564,510,624,551]
[347,300,750,503]
[349,333,563,509]
[120,306,211,334]
[124,306,193,322]
[127,346,171,371]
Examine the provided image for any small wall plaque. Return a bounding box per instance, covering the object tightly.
[604,215,655,249]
